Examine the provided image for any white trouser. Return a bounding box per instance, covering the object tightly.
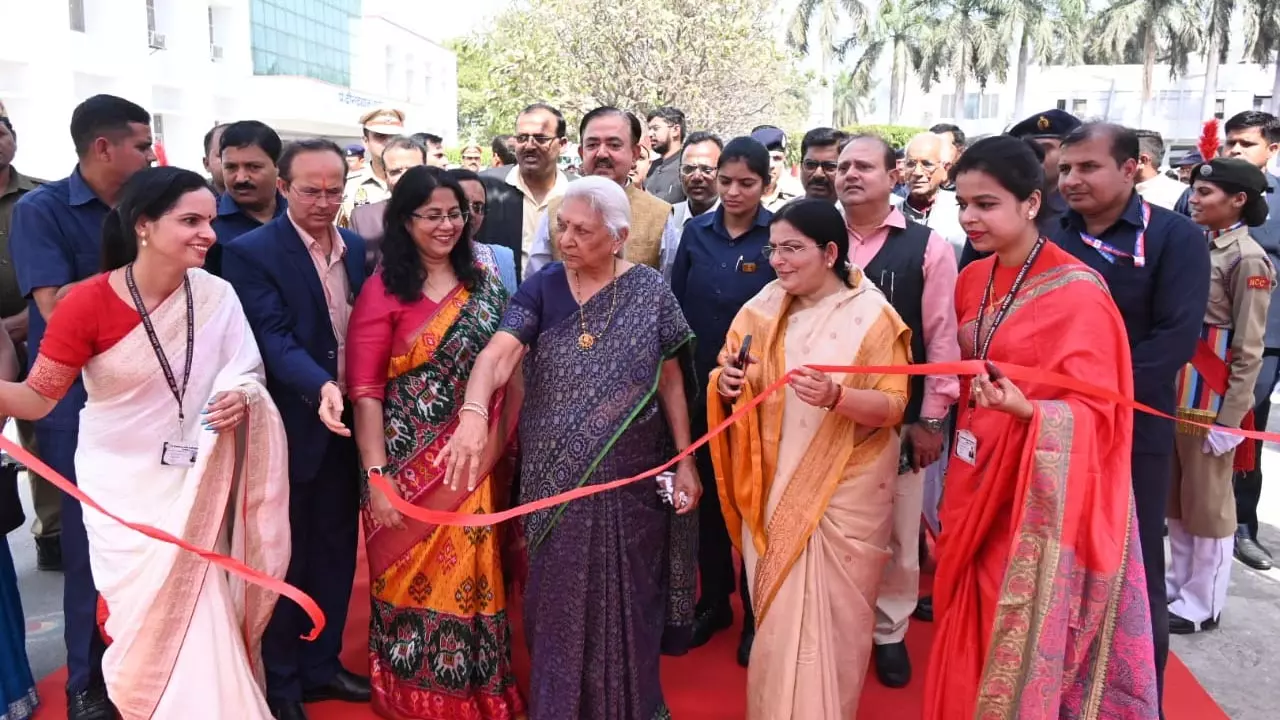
[1166,518,1233,624]
[874,468,924,644]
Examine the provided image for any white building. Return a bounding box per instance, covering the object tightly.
[0,0,458,181]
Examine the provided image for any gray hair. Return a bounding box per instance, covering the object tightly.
[561,176,631,239]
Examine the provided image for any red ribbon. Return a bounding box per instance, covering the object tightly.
[6,358,1279,637]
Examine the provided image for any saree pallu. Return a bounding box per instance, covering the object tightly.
[707,277,910,720]
[74,272,289,720]
[926,246,1159,720]
[358,275,525,720]
[501,264,696,720]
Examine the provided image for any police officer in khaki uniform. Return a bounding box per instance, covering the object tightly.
[1167,157,1277,634]
[338,107,405,228]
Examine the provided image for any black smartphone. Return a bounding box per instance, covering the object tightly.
[736,335,753,368]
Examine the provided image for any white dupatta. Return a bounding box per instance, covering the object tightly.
[75,269,289,720]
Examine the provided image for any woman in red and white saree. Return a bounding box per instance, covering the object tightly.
[0,168,289,719]
[925,137,1159,720]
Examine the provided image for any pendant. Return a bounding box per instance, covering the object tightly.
[578,332,596,350]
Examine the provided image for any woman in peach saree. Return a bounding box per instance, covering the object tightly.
[708,199,911,719]
[924,136,1158,719]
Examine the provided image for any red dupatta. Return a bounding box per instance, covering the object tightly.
[925,242,1159,720]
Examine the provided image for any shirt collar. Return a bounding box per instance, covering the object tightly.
[218,191,287,219]
[288,209,346,258]
[508,166,569,202]
[710,203,771,239]
[1064,191,1144,232]
[68,166,107,207]
[0,167,40,199]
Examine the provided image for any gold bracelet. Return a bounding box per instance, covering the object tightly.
[460,402,490,422]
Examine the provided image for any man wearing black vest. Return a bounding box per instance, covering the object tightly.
[836,135,961,688]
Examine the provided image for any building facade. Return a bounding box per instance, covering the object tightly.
[0,0,457,180]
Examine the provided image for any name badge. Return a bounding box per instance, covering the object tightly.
[161,442,198,468]
[741,262,758,273]
[954,430,978,465]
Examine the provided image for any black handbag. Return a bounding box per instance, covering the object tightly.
[0,462,24,536]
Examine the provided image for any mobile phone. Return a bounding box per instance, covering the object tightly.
[984,361,1005,381]
[898,435,914,475]
[736,335,753,368]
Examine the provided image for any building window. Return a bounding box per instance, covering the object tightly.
[385,45,396,95]
[1056,99,1067,111]
[69,0,86,32]
[1257,96,1274,111]
[152,113,166,147]
[250,0,358,87]
[980,94,999,119]
[1214,97,1225,119]
[1071,98,1087,116]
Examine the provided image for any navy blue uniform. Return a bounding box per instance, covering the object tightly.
[208,192,288,277]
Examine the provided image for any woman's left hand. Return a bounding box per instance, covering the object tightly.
[203,390,249,434]
[672,458,702,515]
[972,373,1034,421]
[789,367,840,408]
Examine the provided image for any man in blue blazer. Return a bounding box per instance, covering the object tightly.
[222,138,370,720]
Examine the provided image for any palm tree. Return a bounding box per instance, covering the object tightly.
[1005,0,1088,118]
[916,0,1011,121]
[1089,0,1200,126]
[832,69,875,125]
[786,0,870,125]
[1243,0,1280,113]
[1198,0,1236,121]
[833,0,928,124]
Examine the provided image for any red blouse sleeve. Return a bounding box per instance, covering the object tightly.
[27,277,108,401]
[346,274,397,402]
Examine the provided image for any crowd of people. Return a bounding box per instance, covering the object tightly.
[0,88,1277,720]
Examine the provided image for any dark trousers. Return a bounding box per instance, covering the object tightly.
[37,427,106,694]
[1133,451,1171,713]
[262,437,360,702]
[1235,352,1279,537]
[692,411,754,628]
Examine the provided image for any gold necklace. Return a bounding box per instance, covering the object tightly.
[572,258,619,351]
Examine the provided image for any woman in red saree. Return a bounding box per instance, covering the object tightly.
[924,136,1159,720]
[348,168,524,719]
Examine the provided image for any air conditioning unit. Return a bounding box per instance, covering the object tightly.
[210,44,224,61]
[148,32,166,50]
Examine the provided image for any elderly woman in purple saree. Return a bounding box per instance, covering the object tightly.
[441,177,702,720]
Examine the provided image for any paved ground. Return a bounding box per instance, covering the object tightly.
[9,426,1280,718]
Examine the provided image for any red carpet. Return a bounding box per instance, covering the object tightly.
[33,557,1227,719]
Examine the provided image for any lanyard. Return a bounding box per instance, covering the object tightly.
[125,264,194,432]
[1078,200,1150,267]
[973,236,1046,362]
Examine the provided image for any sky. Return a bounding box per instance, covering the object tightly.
[436,0,514,39]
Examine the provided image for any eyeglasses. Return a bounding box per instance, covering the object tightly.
[762,244,820,259]
[412,210,469,225]
[468,201,487,215]
[680,164,717,177]
[802,159,839,173]
[291,186,343,203]
[902,159,941,173]
[514,134,559,147]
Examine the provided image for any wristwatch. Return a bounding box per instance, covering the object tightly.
[918,417,945,433]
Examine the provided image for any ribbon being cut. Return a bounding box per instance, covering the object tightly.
[2,358,1278,631]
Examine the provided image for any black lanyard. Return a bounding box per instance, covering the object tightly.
[125,264,194,431]
[973,236,1045,361]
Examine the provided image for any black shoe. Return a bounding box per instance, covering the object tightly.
[736,626,754,668]
[302,669,371,703]
[912,595,934,623]
[1235,527,1273,571]
[269,700,309,720]
[67,685,115,720]
[35,535,62,572]
[689,601,733,649]
[874,640,912,688]
[1169,612,1220,635]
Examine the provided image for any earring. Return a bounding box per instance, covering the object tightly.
[140,234,148,247]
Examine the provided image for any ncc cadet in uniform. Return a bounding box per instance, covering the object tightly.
[1167,157,1276,634]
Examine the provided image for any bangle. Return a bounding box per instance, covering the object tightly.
[363,465,388,479]
[824,385,845,412]
[460,402,490,422]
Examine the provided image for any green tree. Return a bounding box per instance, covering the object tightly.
[1006,0,1087,118]
[832,69,875,125]
[786,0,870,125]
[834,0,928,124]
[453,0,810,140]
[916,0,1011,120]
[1243,0,1280,113]
[1088,0,1200,125]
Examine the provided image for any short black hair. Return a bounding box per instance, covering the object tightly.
[202,123,227,156]
[218,120,283,163]
[448,168,482,184]
[382,135,427,163]
[491,135,517,165]
[278,138,346,182]
[1135,130,1165,165]
[70,94,151,157]
[520,102,567,139]
[950,135,1046,202]
[1224,110,1280,145]
[800,127,848,157]
[929,123,967,149]
[411,132,443,148]
[646,106,686,141]
[843,133,897,171]
[683,131,723,151]
[1060,122,1140,166]
[580,106,642,145]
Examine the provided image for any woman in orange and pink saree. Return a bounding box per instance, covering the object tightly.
[348,168,525,720]
[924,136,1158,719]
[708,199,911,719]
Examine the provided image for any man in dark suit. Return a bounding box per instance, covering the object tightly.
[221,138,370,720]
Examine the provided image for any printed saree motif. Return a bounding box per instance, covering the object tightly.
[926,245,1159,720]
[362,273,525,720]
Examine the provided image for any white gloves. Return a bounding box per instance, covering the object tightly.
[1203,426,1246,457]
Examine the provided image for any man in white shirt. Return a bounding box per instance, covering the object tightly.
[1135,130,1187,210]
[900,132,967,259]
[671,131,722,233]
